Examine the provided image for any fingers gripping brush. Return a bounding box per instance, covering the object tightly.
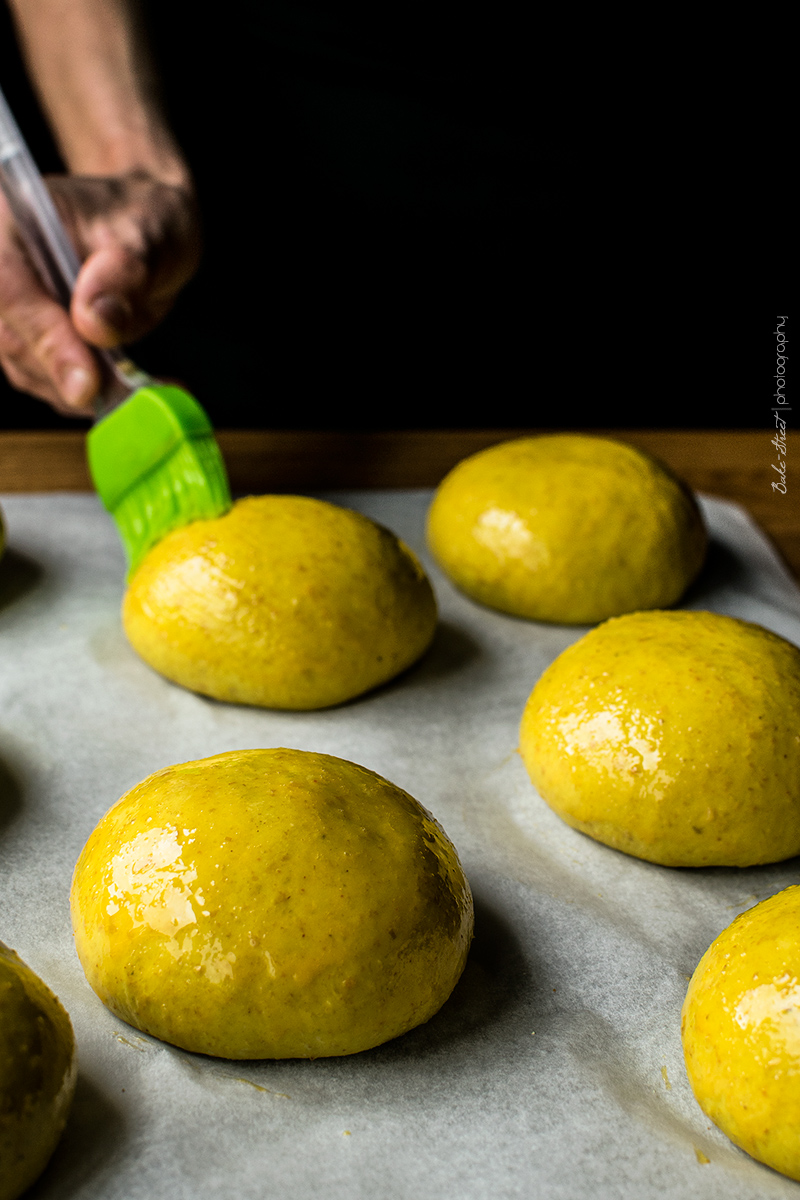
[0,85,231,575]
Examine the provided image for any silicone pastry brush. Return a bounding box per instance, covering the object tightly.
[0,84,231,575]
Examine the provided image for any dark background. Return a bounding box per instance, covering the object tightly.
[0,3,781,431]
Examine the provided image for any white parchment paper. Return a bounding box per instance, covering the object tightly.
[1,490,800,1200]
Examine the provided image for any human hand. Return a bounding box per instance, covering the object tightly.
[0,169,201,416]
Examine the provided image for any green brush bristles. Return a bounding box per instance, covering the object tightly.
[87,385,231,576]
[107,432,231,574]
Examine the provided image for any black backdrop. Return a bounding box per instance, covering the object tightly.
[0,3,778,431]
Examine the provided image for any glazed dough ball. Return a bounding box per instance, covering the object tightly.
[426,435,707,623]
[519,610,800,867]
[683,886,800,1180]
[123,495,437,709]
[70,748,473,1059]
[0,943,77,1200]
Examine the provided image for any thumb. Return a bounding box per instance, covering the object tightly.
[71,246,148,347]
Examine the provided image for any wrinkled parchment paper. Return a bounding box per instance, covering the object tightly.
[2,490,800,1200]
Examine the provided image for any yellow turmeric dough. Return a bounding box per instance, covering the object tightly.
[519,610,800,867]
[682,887,800,1181]
[0,943,77,1200]
[426,435,707,624]
[123,495,437,709]
[70,748,473,1059]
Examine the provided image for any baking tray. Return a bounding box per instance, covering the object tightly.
[2,490,800,1200]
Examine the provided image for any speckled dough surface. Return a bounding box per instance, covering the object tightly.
[519,610,800,867]
[123,495,437,709]
[683,886,800,1180]
[426,435,707,623]
[0,943,76,1200]
[70,748,473,1059]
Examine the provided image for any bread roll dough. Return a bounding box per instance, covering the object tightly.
[123,495,437,709]
[519,610,800,866]
[426,435,706,623]
[0,942,77,1200]
[70,748,473,1059]
[682,886,800,1180]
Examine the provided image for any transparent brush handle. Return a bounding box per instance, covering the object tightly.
[0,84,149,416]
